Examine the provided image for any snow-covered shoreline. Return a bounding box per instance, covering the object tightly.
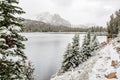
[51,37,120,80]
[20,32,107,35]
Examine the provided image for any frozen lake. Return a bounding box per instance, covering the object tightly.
[22,33,107,80]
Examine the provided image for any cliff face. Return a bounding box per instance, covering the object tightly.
[51,37,120,80]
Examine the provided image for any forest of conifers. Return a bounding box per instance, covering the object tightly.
[23,19,107,32]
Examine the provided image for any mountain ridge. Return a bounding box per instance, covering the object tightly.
[36,12,71,27]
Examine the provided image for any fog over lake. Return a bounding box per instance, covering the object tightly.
[22,33,107,80]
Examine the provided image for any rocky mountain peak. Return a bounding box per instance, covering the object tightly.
[37,12,71,27]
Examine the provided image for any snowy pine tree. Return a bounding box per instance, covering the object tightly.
[91,34,99,52]
[71,34,80,68]
[60,34,80,73]
[80,32,100,62]
[24,61,35,80]
[82,31,91,47]
[61,43,72,73]
[80,31,92,62]
[0,0,27,79]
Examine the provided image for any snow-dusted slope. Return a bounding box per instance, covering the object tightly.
[37,12,71,27]
[51,38,120,80]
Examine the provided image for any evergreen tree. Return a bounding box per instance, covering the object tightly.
[80,31,91,62]
[80,32,100,62]
[107,9,120,38]
[61,43,72,73]
[91,34,99,52]
[24,61,34,80]
[71,34,80,68]
[60,34,80,73]
[107,14,116,38]
[82,31,91,47]
[0,0,27,79]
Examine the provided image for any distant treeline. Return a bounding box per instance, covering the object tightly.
[23,19,107,32]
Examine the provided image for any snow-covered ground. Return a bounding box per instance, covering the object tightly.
[51,37,120,80]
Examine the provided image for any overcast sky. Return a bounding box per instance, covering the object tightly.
[19,0,120,27]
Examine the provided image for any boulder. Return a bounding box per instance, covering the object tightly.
[105,72,117,79]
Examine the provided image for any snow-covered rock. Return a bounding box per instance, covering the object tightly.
[51,37,120,80]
